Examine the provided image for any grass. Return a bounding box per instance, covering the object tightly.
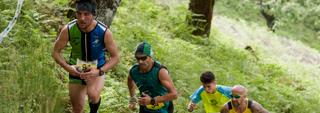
[0,0,319,113]
[100,0,320,112]
[0,0,68,113]
[215,0,320,51]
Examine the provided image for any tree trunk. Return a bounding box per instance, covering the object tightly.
[259,0,275,32]
[96,0,121,27]
[188,0,215,37]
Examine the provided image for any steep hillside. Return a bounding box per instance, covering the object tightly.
[215,0,320,51]
[0,0,319,113]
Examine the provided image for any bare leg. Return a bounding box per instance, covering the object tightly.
[87,76,104,103]
[69,83,87,113]
[87,76,105,113]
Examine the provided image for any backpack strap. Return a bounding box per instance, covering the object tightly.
[228,101,232,110]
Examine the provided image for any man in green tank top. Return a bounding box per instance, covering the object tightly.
[127,41,178,113]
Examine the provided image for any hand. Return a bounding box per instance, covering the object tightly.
[128,102,137,110]
[68,65,81,76]
[79,68,99,80]
[138,93,152,106]
[187,102,196,112]
[129,96,137,110]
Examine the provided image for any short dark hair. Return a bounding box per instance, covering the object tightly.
[200,71,215,84]
[76,0,97,15]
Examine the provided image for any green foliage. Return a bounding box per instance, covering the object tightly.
[215,0,320,50]
[0,0,16,31]
[0,0,68,113]
[103,0,320,113]
[1,0,319,113]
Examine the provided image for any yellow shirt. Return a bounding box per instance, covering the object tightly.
[229,99,252,113]
[190,85,231,113]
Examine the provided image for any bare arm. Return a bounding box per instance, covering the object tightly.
[52,25,80,76]
[220,104,230,113]
[127,74,136,97]
[251,101,269,113]
[127,74,138,110]
[99,29,120,72]
[155,68,178,104]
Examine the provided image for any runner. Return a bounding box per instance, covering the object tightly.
[188,71,231,113]
[220,85,269,113]
[127,41,177,113]
[52,0,119,112]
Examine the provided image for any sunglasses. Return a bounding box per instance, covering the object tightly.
[230,95,241,99]
[135,56,148,61]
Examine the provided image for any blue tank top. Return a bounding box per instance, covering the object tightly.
[67,19,108,68]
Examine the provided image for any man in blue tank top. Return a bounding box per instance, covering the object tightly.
[127,41,178,113]
[52,0,119,113]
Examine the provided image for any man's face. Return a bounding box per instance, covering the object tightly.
[76,10,94,29]
[135,54,151,70]
[202,81,216,93]
[230,90,246,108]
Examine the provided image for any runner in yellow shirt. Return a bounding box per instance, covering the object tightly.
[188,71,232,113]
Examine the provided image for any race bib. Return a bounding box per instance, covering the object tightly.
[74,59,97,72]
[146,102,165,110]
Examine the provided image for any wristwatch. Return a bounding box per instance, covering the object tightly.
[150,97,155,105]
[98,68,104,76]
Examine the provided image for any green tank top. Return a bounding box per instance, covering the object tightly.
[129,61,169,113]
[67,19,107,68]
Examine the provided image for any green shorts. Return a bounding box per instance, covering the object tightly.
[69,74,105,85]
[69,74,87,85]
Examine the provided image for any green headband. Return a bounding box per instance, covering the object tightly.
[135,41,153,57]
